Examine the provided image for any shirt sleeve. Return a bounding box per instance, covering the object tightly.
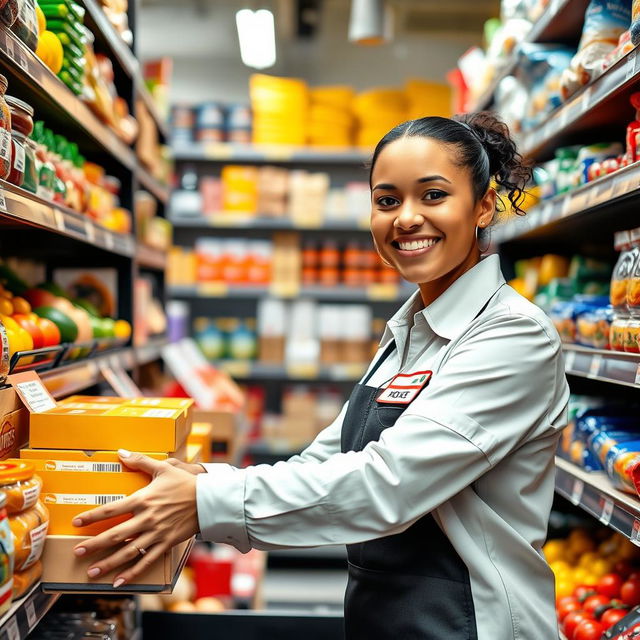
[196,313,565,552]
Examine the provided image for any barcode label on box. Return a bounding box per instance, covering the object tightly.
[42,493,125,505]
[44,460,123,473]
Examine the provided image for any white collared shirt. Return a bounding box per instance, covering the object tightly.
[196,254,569,640]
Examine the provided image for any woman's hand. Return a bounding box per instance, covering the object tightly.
[72,449,200,588]
[166,458,207,475]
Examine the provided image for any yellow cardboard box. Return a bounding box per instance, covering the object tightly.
[29,404,191,452]
[41,536,193,593]
[187,422,213,463]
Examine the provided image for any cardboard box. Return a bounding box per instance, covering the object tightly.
[0,387,29,460]
[186,443,203,465]
[187,422,213,463]
[29,404,190,451]
[41,536,193,593]
[35,469,149,535]
[193,409,244,464]
[19,449,169,470]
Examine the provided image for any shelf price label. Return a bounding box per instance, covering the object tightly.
[632,520,640,547]
[541,202,554,225]
[599,497,614,526]
[635,363,640,386]
[0,190,7,212]
[570,479,584,506]
[286,363,319,379]
[580,86,594,114]
[5,616,19,640]
[588,354,602,378]
[25,600,37,631]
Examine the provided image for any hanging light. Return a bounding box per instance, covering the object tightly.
[236,8,277,69]
[348,0,392,46]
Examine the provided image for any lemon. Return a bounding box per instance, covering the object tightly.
[114,319,132,340]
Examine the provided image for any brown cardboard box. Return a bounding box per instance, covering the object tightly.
[41,536,193,593]
[193,409,244,464]
[0,386,29,459]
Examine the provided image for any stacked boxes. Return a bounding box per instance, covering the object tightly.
[19,393,194,591]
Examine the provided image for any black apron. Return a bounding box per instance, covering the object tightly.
[340,340,478,640]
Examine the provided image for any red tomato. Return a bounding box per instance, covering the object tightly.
[597,573,623,599]
[574,619,605,640]
[575,586,598,602]
[564,611,593,639]
[614,562,634,579]
[558,597,582,622]
[621,578,640,607]
[601,607,628,629]
[583,594,611,617]
[12,314,44,349]
[35,317,60,347]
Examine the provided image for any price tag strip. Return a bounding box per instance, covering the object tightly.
[5,616,19,640]
[25,599,37,631]
[588,354,602,378]
[570,479,584,506]
[632,520,640,547]
[599,497,614,526]
[0,190,7,212]
[564,350,576,372]
[627,49,638,81]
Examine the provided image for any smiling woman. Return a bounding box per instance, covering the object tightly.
[72,113,569,640]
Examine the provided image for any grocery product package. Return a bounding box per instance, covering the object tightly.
[560,0,632,100]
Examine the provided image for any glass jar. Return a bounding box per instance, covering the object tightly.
[8,131,25,187]
[0,75,12,180]
[0,460,42,515]
[10,499,48,571]
[21,137,37,193]
[5,96,33,137]
[0,494,14,616]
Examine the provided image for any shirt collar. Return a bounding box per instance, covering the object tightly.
[383,254,506,343]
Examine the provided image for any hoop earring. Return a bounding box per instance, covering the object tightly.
[475,225,491,254]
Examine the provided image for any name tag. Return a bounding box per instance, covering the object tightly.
[376,370,432,405]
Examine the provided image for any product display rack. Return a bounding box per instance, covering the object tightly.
[218,360,366,383]
[0,584,59,640]
[485,3,640,557]
[170,216,371,233]
[0,0,172,633]
[471,0,589,111]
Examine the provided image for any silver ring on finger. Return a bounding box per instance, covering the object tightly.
[133,544,147,556]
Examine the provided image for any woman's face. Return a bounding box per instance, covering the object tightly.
[370,136,495,300]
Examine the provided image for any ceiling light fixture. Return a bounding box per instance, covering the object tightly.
[348,0,393,46]
[236,8,277,69]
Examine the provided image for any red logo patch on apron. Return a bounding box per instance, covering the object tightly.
[376,370,432,405]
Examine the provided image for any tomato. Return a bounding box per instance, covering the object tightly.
[583,594,611,617]
[574,619,605,640]
[621,578,640,607]
[614,561,634,579]
[564,611,593,638]
[12,314,43,349]
[601,607,628,629]
[575,586,598,602]
[597,573,623,598]
[558,597,582,622]
[35,317,60,347]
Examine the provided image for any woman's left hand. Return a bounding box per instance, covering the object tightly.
[72,449,199,588]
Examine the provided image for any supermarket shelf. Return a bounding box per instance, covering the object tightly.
[518,47,640,160]
[170,215,370,232]
[471,0,589,111]
[562,345,640,389]
[41,347,136,399]
[491,159,640,246]
[169,283,408,303]
[135,337,168,365]
[137,166,170,204]
[172,142,371,165]
[555,457,640,543]
[218,360,367,382]
[0,181,135,256]
[136,245,167,270]
[0,583,59,640]
[0,26,136,171]
[80,0,169,139]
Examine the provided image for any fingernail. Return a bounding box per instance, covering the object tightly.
[87,567,101,578]
[113,578,125,588]
[72,518,83,527]
[74,547,86,556]
[118,449,132,458]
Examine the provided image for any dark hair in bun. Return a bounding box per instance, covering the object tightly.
[369,111,531,217]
